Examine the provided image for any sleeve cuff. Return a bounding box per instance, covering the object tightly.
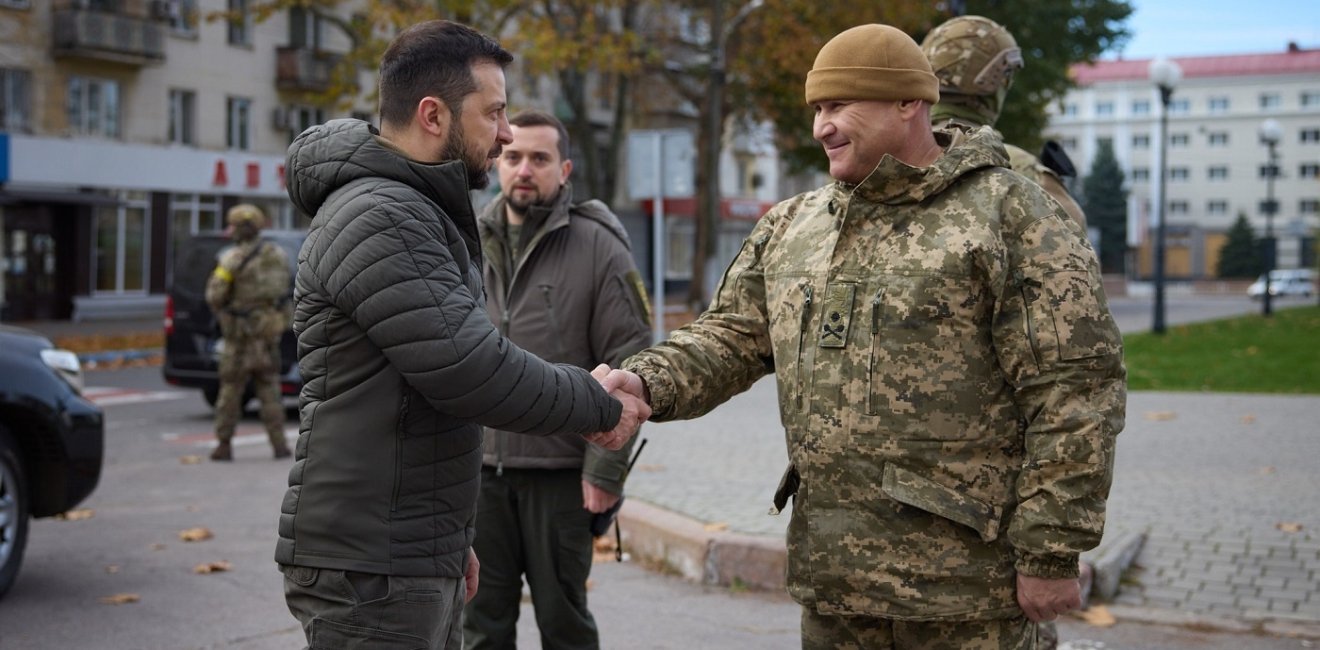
[1015,552,1081,580]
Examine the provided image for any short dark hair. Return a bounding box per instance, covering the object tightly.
[378,20,513,129]
[509,109,571,161]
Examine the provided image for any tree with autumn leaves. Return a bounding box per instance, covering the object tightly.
[220,0,1133,307]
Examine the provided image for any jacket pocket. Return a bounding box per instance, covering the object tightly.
[1019,269,1120,366]
[880,464,1002,543]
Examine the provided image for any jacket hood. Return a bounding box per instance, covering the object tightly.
[843,123,1009,206]
[477,182,632,251]
[286,118,473,219]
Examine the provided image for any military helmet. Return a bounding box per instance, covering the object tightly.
[226,204,266,228]
[921,15,1024,97]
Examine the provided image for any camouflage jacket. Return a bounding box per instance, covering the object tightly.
[624,125,1125,620]
[205,238,291,341]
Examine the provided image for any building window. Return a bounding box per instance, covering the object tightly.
[1132,134,1150,148]
[0,67,32,132]
[0,0,32,7]
[1207,200,1228,215]
[1208,166,1229,181]
[1169,99,1190,114]
[160,0,197,35]
[168,89,196,146]
[1300,199,1320,214]
[1302,129,1320,143]
[1168,200,1189,214]
[1260,93,1282,111]
[1169,167,1189,181]
[1300,163,1320,178]
[1170,133,1189,147]
[167,193,221,286]
[226,96,252,150]
[1208,97,1229,113]
[1131,167,1150,182]
[289,6,323,49]
[227,0,251,46]
[1060,102,1078,117]
[290,105,324,139]
[1208,132,1229,146]
[1096,136,1113,151]
[67,76,120,138]
[1060,137,1078,150]
[1304,92,1320,109]
[1259,164,1280,179]
[94,192,151,295]
[1095,102,1114,116]
[1132,100,1150,115]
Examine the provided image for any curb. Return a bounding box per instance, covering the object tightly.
[1081,528,1147,602]
[77,348,163,366]
[617,499,786,591]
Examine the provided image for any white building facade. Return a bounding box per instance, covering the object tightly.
[1047,46,1320,280]
[0,0,366,321]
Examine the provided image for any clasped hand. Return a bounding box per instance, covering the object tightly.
[582,365,649,451]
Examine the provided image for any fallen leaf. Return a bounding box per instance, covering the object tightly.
[1143,411,1177,421]
[105,565,120,574]
[186,505,199,512]
[179,455,203,465]
[99,593,140,605]
[193,561,232,574]
[703,522,729,533]
[149,543,167,551]
[1258,466,1276,475]
[1240,414,1257,425]
[593,536,617,553]
[1277,522,1304,533]
[55,508,95,521]
[585,579,595,591]
[179,527,214,542]
[634,463,667,473]
[1076,604,1117,627]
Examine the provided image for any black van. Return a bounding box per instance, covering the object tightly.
[162,230,305,407]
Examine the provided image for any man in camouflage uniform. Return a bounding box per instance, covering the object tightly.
[204,204,292,461]
[923,18,1095,647]
[922,15,1086,229]
[605,24,1125,649]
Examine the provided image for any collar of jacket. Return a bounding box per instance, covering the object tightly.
[287,118,479,245]
[477,181,575,247]
[836,123,1009,207]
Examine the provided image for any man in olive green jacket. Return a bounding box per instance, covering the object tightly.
[465,110,651,650]
[603,24,1124,649]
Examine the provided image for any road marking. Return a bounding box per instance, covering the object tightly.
[84,387,192,407]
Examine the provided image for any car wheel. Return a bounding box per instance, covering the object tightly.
[0,424,31,601]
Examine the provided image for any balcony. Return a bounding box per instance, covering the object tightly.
[52,8,165,66]
[276,47,342,93]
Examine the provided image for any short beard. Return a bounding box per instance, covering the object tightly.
[441,116,493,190]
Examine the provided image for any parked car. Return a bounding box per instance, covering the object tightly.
[0,326,105,599]
[1247,269,1316,299]
[162,230,305,408]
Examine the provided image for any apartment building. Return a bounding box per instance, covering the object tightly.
[1047,45,1320,280]
[0,0,366,321]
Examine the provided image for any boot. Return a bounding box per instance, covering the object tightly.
[272,443,291,460]
[210,441,233,462]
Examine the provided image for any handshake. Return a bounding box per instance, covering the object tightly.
[582,365,649,451]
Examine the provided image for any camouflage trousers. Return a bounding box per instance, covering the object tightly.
[214,335,286,451]
[801,607,1038,650]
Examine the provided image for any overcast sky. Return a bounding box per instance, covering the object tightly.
[1107,1,1320,59]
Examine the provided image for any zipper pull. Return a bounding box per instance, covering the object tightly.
[871,290,883,334]
[799,284,814,331]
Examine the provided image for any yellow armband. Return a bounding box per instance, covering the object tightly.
[212,267,234,283]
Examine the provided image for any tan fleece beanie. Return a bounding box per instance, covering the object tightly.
[805,24,940,105]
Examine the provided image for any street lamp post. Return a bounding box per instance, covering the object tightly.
[1259,118,1282,317]
[1148,57,1182,335]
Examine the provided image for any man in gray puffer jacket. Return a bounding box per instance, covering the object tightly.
[276,20,647,650]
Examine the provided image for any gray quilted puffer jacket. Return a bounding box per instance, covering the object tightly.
[275,119,622,577]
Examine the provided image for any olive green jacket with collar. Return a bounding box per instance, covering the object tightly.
[477,185,652,494]
[624,125,1125,620]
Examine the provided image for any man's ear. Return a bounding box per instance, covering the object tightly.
[896,99,924,121]
[560,158,573,184]
[416,96,451,138]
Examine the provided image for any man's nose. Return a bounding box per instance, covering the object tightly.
[496,115,513,146]
[812,114,833,142]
